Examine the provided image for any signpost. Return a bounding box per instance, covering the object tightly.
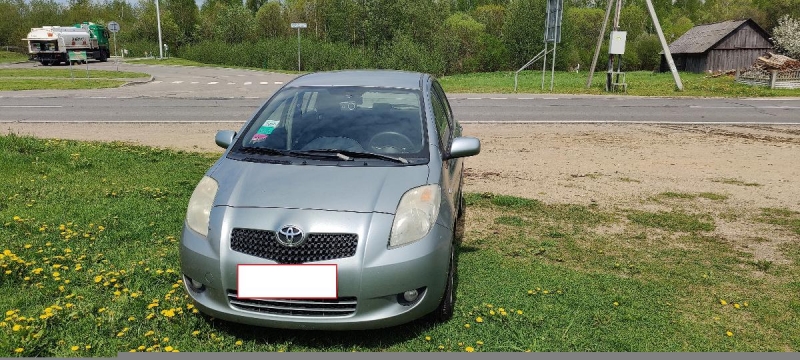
[68,51,89,79]
[291,23,307,71]
[107,21,120,57]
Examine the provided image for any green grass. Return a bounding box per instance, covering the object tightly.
[757,208,800,235]
[0,69,149,79]
[652,192,729,201]
[438,70,800,97]
[712,178,762,187]
[626,210,716,232]
[0,69,149,91]
[1,135,798,354]
[0,51,28,64]
[125,57,302,74]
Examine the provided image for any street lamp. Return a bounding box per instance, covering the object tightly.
[155,0,164,59]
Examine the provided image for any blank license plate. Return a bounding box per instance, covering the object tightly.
[237,264,337,299]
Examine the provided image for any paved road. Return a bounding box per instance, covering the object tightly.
[2,60,799,124]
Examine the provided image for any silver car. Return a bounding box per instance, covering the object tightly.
[180,70,480,330]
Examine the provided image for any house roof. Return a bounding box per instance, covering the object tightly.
[667,19,767,54]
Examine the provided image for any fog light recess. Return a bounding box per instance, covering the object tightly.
[184,275,206,293]
[397,287,426,306]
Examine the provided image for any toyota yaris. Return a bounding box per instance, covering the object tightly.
[180,70,480,330]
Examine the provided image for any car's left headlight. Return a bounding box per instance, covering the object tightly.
[185,176,218,237]
[388,184,441,249]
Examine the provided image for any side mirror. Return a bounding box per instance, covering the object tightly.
[215,130,237,149]
[447,136,480,159]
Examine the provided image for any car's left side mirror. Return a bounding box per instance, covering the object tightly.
[446,136,480,159]
[215,130,237,149]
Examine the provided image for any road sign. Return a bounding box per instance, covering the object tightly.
[291,23,308,29]
[107,21,120,33]
[68,51,87,62]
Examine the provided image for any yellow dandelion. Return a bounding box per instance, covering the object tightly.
[517,310,523,314]
[24,244,32,249]
[465,346,475,352]
[720,299,727,305]
[94,276,102,283]
[5,310,15,316]
[744,302,749,307]
[191,330,200,336]
[12,324,22,331]
[162,337,169,342]
[164,346,174,352]
[542,290,549,294]
[489,310,496,316]
[71,346,79,351]
[464,323,470,329]
[144,331,154,337]
[235,341,243,346]
[438,345,444,350]
[137,346,146,351]
[97,308,106,313]
[726,331,733,337]
[128,316,136,321]
[85,345,91,350]
[160,309,175,318]
[117,332,125,337]
[613,302,619,306]
[425,336,431,341]
[476,341,484,345]
[476,316,483,323]
[734,303,741,309]
[527,290,533,295]
[15,348,24,353]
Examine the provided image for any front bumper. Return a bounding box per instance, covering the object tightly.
[179,206,453,330]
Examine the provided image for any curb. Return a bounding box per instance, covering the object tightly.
[120,75,154,87]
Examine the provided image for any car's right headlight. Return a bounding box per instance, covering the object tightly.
[185,176,218,237]
[388,184,441,249]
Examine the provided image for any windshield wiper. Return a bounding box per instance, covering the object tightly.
[302,149,409,164]
[240,147,343,160]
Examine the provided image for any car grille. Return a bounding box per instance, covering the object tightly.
[230,228,358,264]
[227,290,357,317]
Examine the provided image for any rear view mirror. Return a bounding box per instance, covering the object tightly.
[447,136,480,159]
[215,130,237,149]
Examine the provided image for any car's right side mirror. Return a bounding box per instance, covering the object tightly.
[215,130,237,149]
[447,136,480,159]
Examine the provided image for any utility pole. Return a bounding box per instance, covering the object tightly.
[644,0,683,91]
[586,0,614,88]
[605,0,623,91]
[155,0,164,59]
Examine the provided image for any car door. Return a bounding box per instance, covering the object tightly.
[430,81,458,226]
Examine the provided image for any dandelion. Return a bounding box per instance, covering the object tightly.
[734,303,741,309]
[24,244,32,249]
[465,346,475,352]
[191,331,200,336]
[438,345,444,350]
[476,317,483,323]
[94,276,103,283]
[162,337,169,342]
[743,302,749,307]
[85,345,91,350]
[720,299,727,305]
[726,331,733,337]
[464,323,470,329]
[164,346,174,352]
[489,310,496,316]
[128,316,136,321]
[12,324,22,331]
[476,341,484,345]
[161,309,175,318]
[14,348,24,353]
[527,290,533,295]
[144,331,154,337]
[235,341,243,346]
[71,346,79,351]
[542,290,549,294]
[517,310,523,315]
[613,302,619,306]
[137,346,146,351]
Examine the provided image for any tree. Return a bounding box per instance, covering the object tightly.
[439,12,486,73]
[472,4,505,37]
[772,15,800,58]
[502,0,546,68]
[213,4,257,43]
[246,0,266,13]
[256,1,288,38]
[164,0,199,46]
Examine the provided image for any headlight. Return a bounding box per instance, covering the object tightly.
[185,176,218,237]
[388,184,441,248]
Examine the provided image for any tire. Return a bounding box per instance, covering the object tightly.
[99,50,108,62]
[454,195,465,245]
[430,242,456,322]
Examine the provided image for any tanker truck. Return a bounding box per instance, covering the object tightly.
[24,22,110,65]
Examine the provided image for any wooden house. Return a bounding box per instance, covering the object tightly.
[659,19,772,73]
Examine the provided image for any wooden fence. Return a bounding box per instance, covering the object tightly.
[735,69,800,89]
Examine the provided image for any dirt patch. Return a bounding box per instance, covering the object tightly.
[4,122,799,261]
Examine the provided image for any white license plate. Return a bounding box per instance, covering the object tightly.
[237,264,338,299]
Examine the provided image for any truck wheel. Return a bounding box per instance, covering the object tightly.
[99,50,108,62]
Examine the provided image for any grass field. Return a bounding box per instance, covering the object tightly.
[0,69,149,91]
[1,135,799,355]
[439,70,800,97]
[0,51,28,64]
[125,58,301,74]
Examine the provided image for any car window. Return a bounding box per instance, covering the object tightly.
[432,81,459,137]
[236,86,428,160]
[430,89,451,150]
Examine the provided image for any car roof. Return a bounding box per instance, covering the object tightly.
[286,70,426,90]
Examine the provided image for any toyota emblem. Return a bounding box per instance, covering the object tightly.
[276,225,305,247]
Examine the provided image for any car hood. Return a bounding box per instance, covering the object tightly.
[209,159,430,214]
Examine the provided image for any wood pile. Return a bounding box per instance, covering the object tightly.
[753,52,800,71]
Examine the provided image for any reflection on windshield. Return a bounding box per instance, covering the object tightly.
[239,86,426,160]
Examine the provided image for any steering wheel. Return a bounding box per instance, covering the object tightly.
[368,131,415,154]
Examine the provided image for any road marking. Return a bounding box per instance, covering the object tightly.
[260,81,269,85]
[152,81,162,84]
[543,97,559,100]
[227,82,236,85]
[245,96,260,99]
[1,105,62,108]
[90,96,108,99]
[208,82,218,85]
[466,97,482,100]
[191,82,199,84]
[274,81,283,85]
[244,82,252,85]
[519,97,535,100]
[172,81,184,84]
[117,96,133,99]
[490,97,508,100]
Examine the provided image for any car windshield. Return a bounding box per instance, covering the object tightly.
[235,86,427,162]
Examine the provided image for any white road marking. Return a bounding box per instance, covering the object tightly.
[227,82,236,85]
[1,105,62,108]
[543,97,559,100]
[152,81,162,84]
[490,97,508,100]
[191,82,199,84]
[90,96,108,99]
[260,81,269,85]
[117,96,133,99]
[466,97,482,100]
[245,96,260,99]
[274,81,283,85]
[244,82,252,85]
[172,81,184,84]
[519,97,535,100]
[208,82,218,85]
